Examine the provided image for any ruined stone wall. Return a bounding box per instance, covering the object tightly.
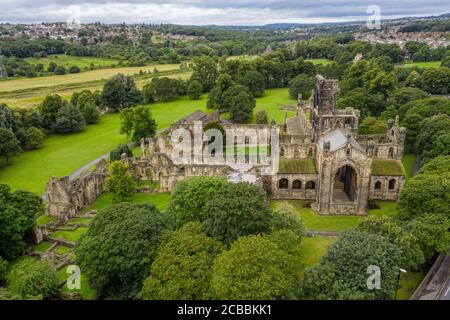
[369,175,405,200]
[44,160,108,218]
[271,173,318,200]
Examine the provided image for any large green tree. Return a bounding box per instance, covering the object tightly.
[0,128,21,165]
[190,56,218,91]
[302,230,402,300]
[101,74,142,111]
[139,222,225,300]
[165,176,228,228]
[76,203,167,298]
[203,182,272,245]
[105,161,137,201]
[211,235,298,299]
[0,184,42,260]
[288,74,314,100]
[52,105,85,134]
[119,106,157,142]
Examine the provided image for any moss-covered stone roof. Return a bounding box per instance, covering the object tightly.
[278,158,317,174]
[371,159,406,176]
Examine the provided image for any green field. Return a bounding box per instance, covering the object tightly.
[0,63,181,94]
[26,54,119,70]
[402,60,442,68]
[270,200,397,232]
[0,88,292,194]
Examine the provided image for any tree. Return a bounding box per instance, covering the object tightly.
[47,62,57,72]
[142,77,184,102]
[405,214,450,262]
[229,91,255,123]
[415,114,450,160]
[76,203,166,298]
[388,87,428,108]
[0,185,42,260]
[404,70,421,88]
[255,110,269,124]
[54,65,66,75]
[422,134,450,164]
[211,235,298,299]
[119,106,157,142]
[420,67,450,94]
[0,128,21,165]
[105,161,137,201]
[288,74,314,100]
[241,70,265,97]
[69,65,80,73]
[76,91,100,124]
[139,222,225,300]
[358,117,387,135]
[24,126,45,150]
[190,56,218,91]
[52,105,85,133]
[38,94,67,129]
[301,230,402,300]
[337,89,386,117]
[357,216,424,270]
[110,144,133,161]
[7,258,58,299]
[203,182,273,245]
[186,80,203,100]
[398,157,450,220]
[101,74,142,111]
[0,256,7,285]
[165,176,228,228]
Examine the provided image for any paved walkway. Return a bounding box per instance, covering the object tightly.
[411,252,450,300]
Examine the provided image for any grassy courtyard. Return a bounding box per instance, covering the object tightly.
[84,191,171,212]
[270,200,397,232]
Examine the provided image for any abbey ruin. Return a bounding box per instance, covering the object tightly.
[44,75,407,217]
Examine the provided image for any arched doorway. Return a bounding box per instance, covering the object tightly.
[333,165,357,202]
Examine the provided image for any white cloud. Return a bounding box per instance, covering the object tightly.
[0,0,448,25]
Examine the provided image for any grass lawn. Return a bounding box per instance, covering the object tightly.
[84,191,171,212]
[25,54,119,70]
[306,58,332,65]
[54,246,73,256]
[68,217,93,225]
[402,153,417,180]
[0,114,126,194]
[50,227,89,243]
[396,271,424,300]
[36,214,55,226]
[270,200,397,232]
[299,236,337,269]
[0,88,293,194]
[56,265,96,300]
[252,88,297,124]
[32,241,53,253]
[402,60,442,68]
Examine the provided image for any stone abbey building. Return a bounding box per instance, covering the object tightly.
[135,75,407,215]
[44,75,406,217]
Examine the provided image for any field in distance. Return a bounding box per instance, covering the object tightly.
[25,54,119,70]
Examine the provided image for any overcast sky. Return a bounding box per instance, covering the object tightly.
[0,0,449,25]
